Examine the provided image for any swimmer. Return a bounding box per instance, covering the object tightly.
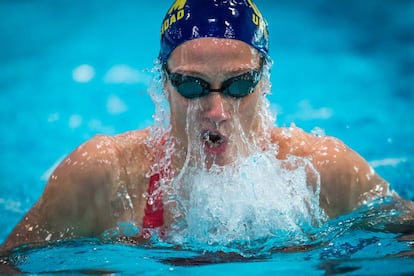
[2,0,413,251]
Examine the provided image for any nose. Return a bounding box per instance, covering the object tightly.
[202,92,230,125]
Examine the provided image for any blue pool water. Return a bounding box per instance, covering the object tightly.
[1,0,414,274]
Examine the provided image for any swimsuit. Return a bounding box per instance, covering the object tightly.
[142,133,173,230]
[142,172,164,228]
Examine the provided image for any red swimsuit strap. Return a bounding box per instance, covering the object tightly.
[142,133,174,230]
[142,172,164,228]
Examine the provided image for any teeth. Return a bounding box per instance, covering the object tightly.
[202,131,224,146]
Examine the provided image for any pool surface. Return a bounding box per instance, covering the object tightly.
[1,0,414,274]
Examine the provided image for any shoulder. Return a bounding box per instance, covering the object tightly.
[270,125,317,159]
[270,124,365,164]
[2,129,154,249]
[270,125,389,217]
[113,128,152,162]
[50,130,149,178]
[49,129,153,201]
[63,129,152,173]
[42,129,153,233]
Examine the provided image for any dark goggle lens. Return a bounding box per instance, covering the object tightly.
[225,78,258,97]
[172,77,208,99]
[167,70,261,99]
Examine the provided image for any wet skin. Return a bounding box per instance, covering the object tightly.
[2,38,412,252]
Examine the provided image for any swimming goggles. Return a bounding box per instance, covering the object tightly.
[164,67,262,99]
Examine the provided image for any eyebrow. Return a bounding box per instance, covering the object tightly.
[164,59,264,79]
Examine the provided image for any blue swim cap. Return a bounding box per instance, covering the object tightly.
[159,0,269,64]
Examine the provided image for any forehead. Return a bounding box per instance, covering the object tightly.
[167,38,261,71]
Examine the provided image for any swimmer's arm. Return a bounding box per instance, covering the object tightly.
[314,136,414,235]
[1,135,123,251]
[312,136,390,218]
[272,126,399,217]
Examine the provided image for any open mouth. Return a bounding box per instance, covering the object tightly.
[202,130,226,149]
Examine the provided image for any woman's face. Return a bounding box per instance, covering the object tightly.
[165,38,264,169]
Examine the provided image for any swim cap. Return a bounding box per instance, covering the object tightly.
[159,0,269,64]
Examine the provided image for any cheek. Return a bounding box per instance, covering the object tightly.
[169,90,189,128]
[238,91,261,122]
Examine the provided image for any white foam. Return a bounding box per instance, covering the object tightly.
[163,151,327,252]
[145,62,327,253]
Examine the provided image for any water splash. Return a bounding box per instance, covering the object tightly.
[140,59,331,255]
[140,58,410,256]
[144,60,175,182]
[162,151,327,255]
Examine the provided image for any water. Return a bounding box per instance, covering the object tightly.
[2,220,414,274]
[1,0,414,274]
[163,152,326,254]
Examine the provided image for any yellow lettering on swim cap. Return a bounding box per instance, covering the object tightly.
[247,0,263,19]
[168,0,187,14]
[161,0,187,35]
[170,14,177,24]
[247,0,268,40]
[161,19,169,35]
[177,9,184,20]
[252,13,259,25]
